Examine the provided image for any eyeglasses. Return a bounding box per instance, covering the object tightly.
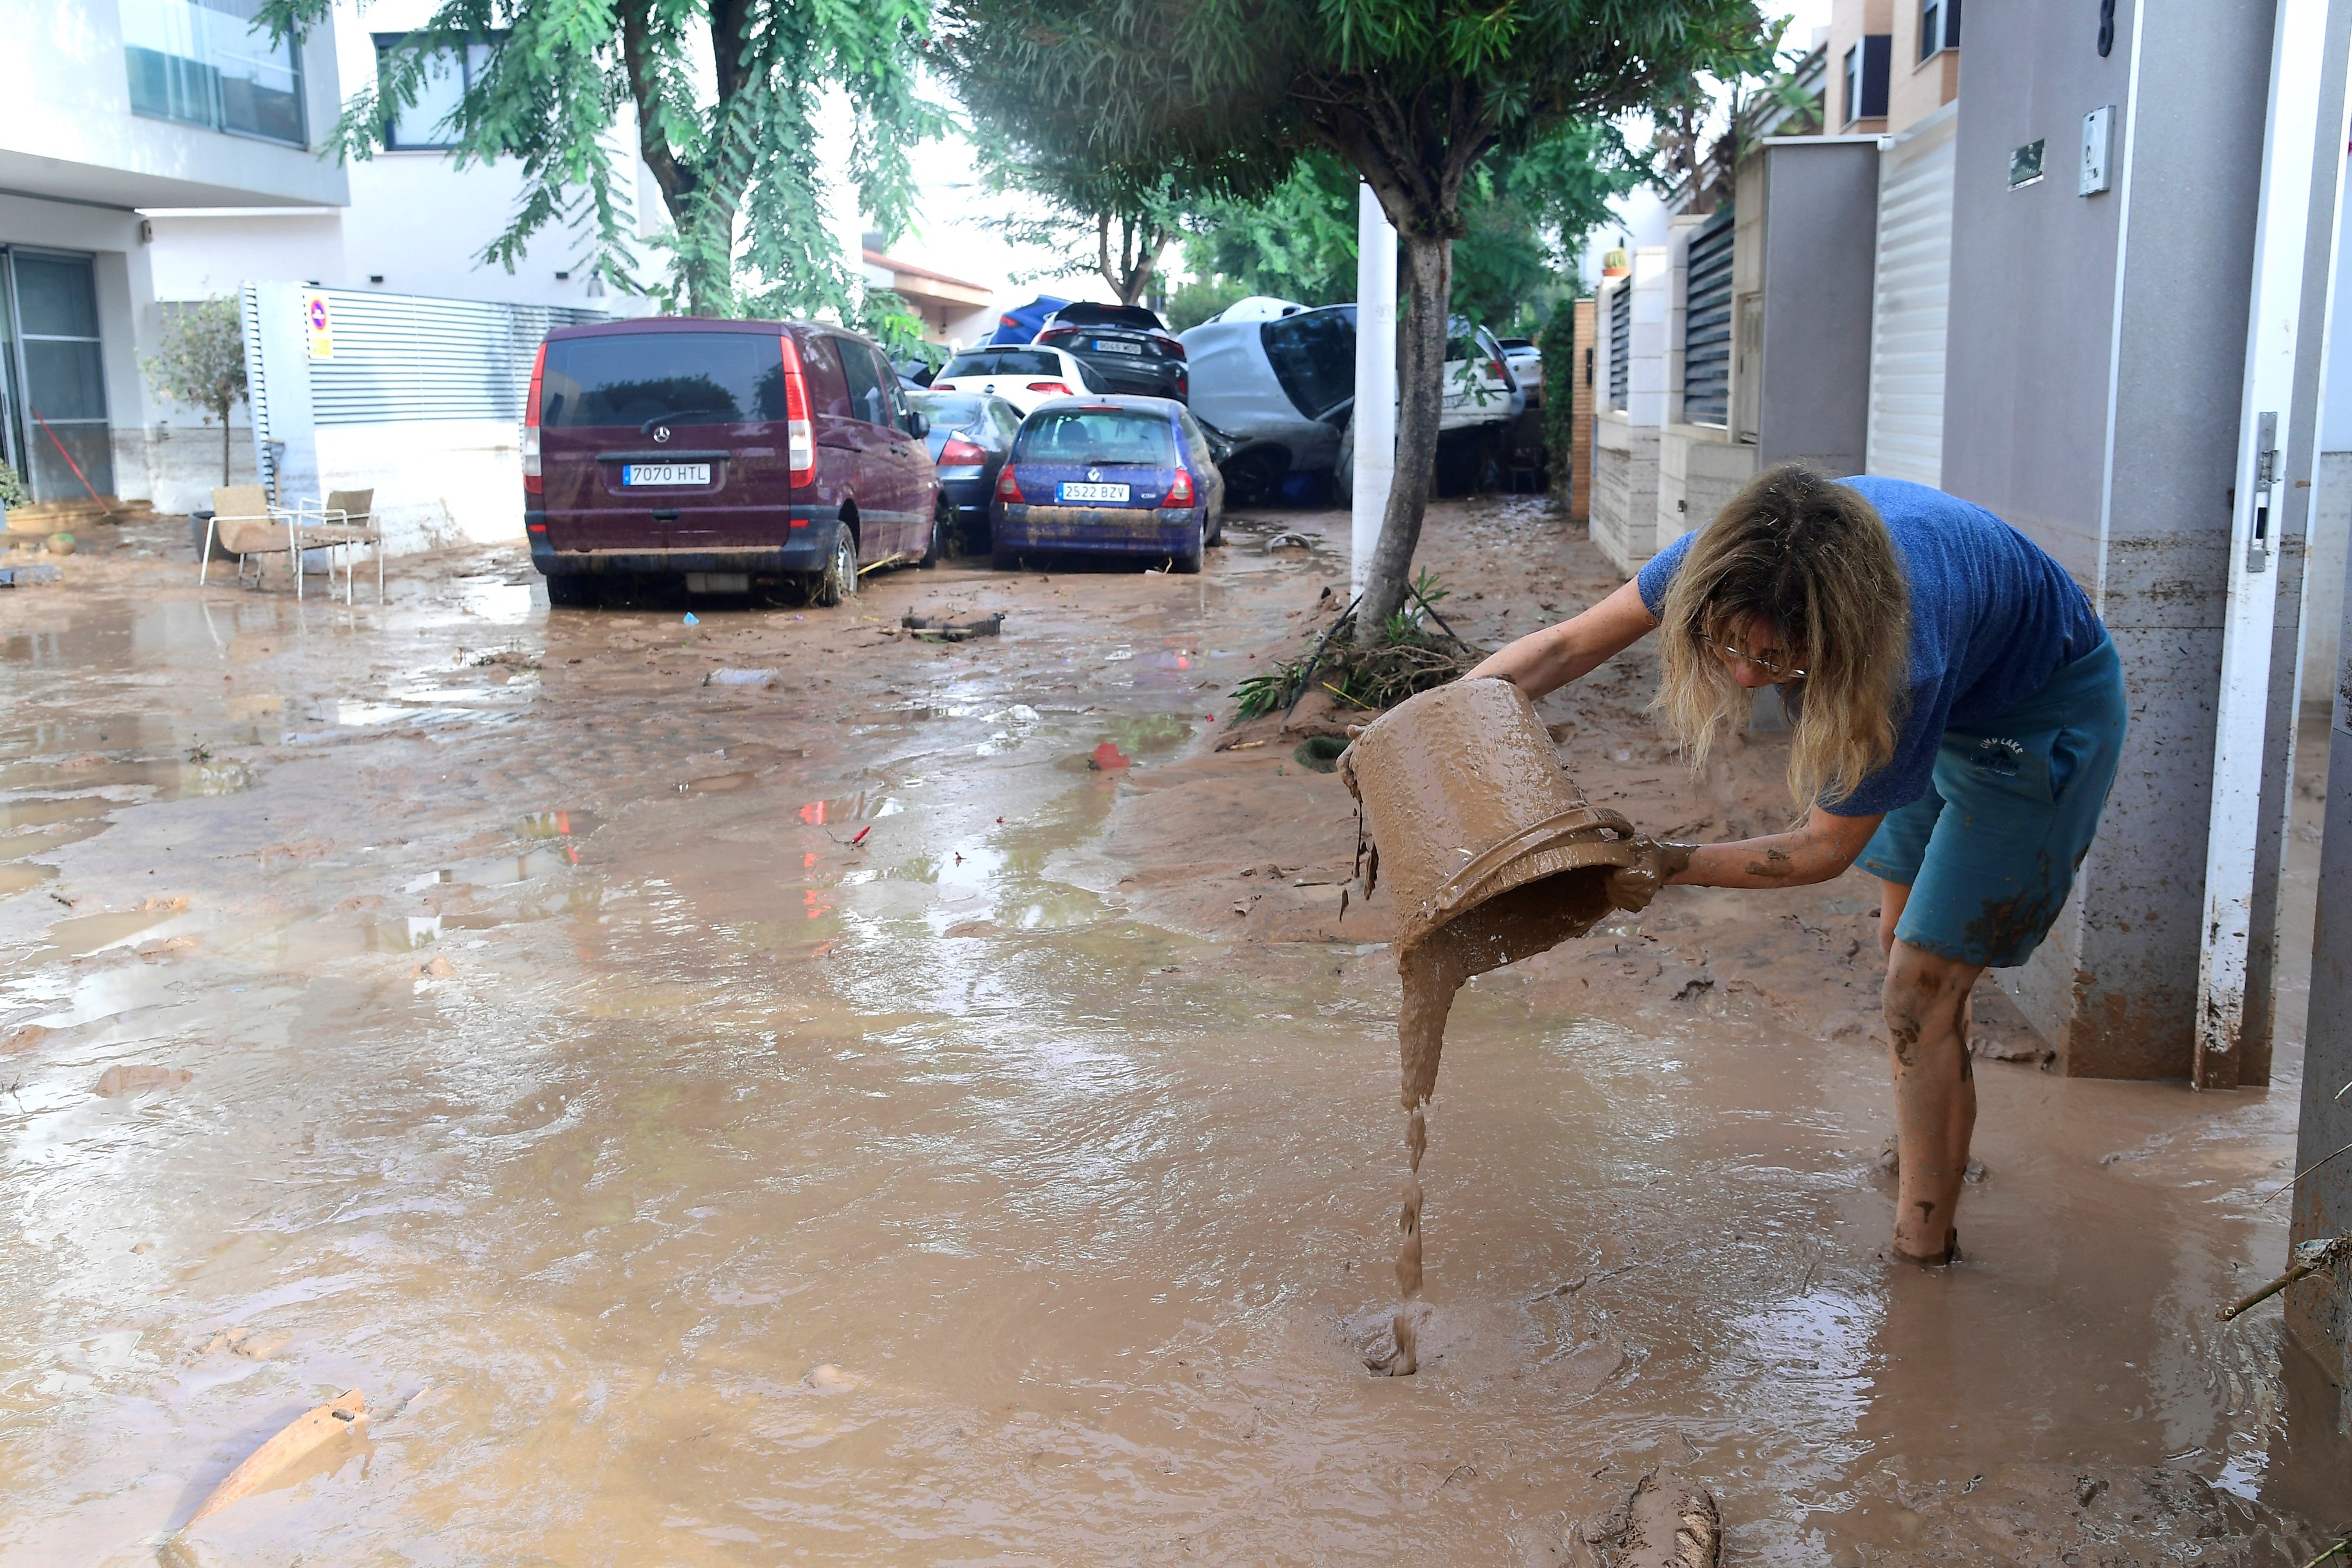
[1706,638,1806,679]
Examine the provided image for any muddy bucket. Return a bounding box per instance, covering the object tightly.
[1339,676,1641,1105]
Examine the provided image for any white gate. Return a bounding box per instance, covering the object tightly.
[1866,104,1957,486]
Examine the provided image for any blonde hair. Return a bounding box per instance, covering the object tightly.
[1651,464,1910,811]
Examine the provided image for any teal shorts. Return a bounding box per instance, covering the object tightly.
[1856,633,2127,968]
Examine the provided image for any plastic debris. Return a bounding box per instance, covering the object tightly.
[850,826,872,846]
[902,612,1004,643]
[181,1388,367,1531]
[46,532,76,556]
[1089,743,1132,771]
[702,668,779,687]
[0,564,62,587]
[682,612,700,626]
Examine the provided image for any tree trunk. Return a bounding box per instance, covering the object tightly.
[1357,231,1452,635]
[219,403,232,485]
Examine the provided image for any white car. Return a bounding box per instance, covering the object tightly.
[929,345,1107,415]
[1497,336,1544,403]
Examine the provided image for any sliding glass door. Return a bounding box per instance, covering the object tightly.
[0,250,116,503]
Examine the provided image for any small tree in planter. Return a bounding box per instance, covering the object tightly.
[143,298,248,486]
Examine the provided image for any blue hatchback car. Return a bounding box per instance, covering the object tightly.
[990,397,1226,572]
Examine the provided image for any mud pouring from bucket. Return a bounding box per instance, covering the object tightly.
[1339,676,1670,1376]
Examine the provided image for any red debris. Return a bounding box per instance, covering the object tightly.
[1090,743,1132,771]
[850,825,871,846]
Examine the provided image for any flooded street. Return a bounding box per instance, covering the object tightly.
[3,505,2346,1564]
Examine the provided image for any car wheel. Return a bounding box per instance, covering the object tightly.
[919,493,950,568]
[813,522,859,607]
[1170,516,1205,575]
[544,574,599,608]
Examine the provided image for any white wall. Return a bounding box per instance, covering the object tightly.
[0,1,347,211]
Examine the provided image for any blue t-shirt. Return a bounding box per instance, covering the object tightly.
[1634,475,2105,817]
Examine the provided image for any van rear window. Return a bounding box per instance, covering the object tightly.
[1013,410,1177,467]
[540,333,785,428]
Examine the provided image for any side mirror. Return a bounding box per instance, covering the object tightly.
[906,410,929,439]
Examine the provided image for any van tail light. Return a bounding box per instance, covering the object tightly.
[1027,382,1073,396]
[1152,332,1186,361]
[996,466,1023,503]
[780,335,816,485]
[523,342,545,496]
[939,435,988,465]
[1166,467,1195,506]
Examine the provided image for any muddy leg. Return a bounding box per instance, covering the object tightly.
[1882,939,1981,1263]
[1875,876,1910,958]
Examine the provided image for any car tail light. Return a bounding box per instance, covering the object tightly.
[523,342,545,496]
[1166,467,1195,506]
[1489,359,1508,382]
[1038,326,1080,343]
[939,435,987,464]
[1153,332,1186,361]
[1027,382,1074,396]
[996,466,1023,502]
[780,335,816,485]
[930,380,958,391]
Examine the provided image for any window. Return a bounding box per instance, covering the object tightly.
[1919,0,1960,60]
[123,0,306,146]
[1681,208,1735,428]
[838,339,890,428]
[1013,411,1177,467]
[375,34,495,150]
[1259,308,1355,421]
[1607,281,1630,411]
[537,332,785,428]
[941,350,1060,379]
[1843,34,1891,123]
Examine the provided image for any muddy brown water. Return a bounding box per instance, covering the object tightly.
[0,515,2345,1562]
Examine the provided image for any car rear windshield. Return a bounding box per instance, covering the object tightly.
[1261,309,1355,420]
[941,350,1062,378]
[1013,410,1177,467]
[540,332,784,428]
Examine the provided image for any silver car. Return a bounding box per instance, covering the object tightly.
[1180,304,1356,505]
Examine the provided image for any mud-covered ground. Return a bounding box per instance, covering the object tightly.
[2,501,2346,1564]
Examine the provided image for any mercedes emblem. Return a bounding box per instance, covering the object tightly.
[653,426,672,444]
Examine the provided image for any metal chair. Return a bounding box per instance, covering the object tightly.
[202,485,299,591]
[290,487,382,604]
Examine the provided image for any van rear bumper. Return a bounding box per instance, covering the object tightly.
[527,511,832,577]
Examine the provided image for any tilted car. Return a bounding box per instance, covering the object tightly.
[1183,306,1522,503]
[990,397,1226,573]
[1033,302,1189,402]
[524,317,944,608]
[928,345,1106,415]
[910,389,1021,553]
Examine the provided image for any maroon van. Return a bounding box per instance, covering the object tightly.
[523,317,946,607]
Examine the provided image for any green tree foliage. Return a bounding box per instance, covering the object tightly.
[1170,128,1632,335]
[142,297,249,485]
[942,0,1763,634]
[260,0,939,321]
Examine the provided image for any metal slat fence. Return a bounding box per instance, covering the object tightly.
[307,290,604,426]
[1680,208,1735,428]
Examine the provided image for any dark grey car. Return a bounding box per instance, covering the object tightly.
[909,390,1021,552]
[1035,303,1189,402]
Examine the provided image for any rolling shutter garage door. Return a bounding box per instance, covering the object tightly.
[1865,107,1956,486]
